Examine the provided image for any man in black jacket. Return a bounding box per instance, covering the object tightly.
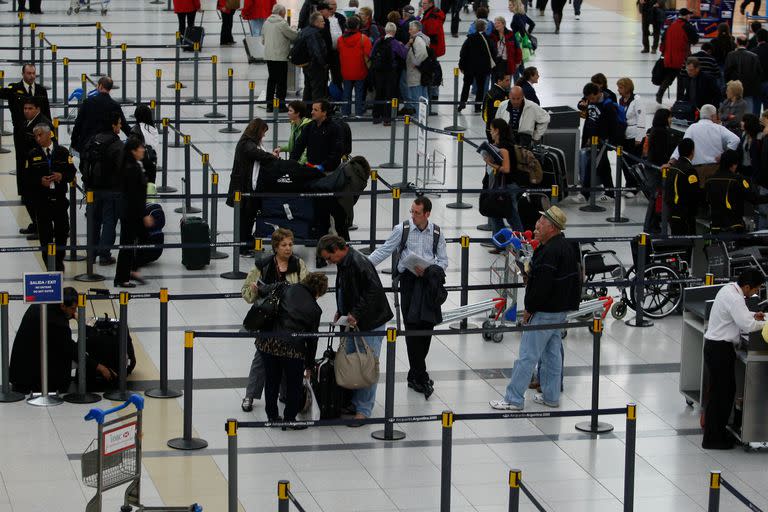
[725,35,764,115]
[458,20,496,113]
[70,76,130,153]
[751,29,768,111]
[318,235,394,420]
[665,138,700,235]
[490,206,581,411]
[17,97,54,240]
[25,124,76,271]
[298,12,330,102]
[638,0,664,54]
[682,57,724,111]
[483,72,510,142]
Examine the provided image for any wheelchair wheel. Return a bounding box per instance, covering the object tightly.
[623,266,638,309]
[611,301,627,320]
[629,264,683,319]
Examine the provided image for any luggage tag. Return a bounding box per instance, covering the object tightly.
[283,203,294,220]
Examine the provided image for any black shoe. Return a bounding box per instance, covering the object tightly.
[408,379,426,393]
[114,282,136,288]
[422,381,434,399]
[372,117,382,125]
[702,439,735,450]
[457,103,466,112]
[640,48,650,54]
[241,397,254,412]
[19,224,35,235]
[99,255,116,265]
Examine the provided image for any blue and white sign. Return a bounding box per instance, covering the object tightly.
[23,272,63,304]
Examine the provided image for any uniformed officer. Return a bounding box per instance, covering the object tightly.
[17,97,54,240]
[702,268,766,449]
[25,124,75,272]
[482,72,511,142]
[664,137,700,235]
[705,149,768,233]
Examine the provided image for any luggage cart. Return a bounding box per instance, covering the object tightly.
[82,394,202,512]
[68,0,110,15]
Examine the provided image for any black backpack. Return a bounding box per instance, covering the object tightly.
[289,32,311,66]
[370,37,395,72]
[334,118,352,160]
[393,220,441,277]
[417,46,441,87]
[80,133,117,189]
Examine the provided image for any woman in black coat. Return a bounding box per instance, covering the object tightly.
[228,118,277,255]
[516,66,540,105]
[458,20,497,113]
[115,137,151,287]
[643,108,677,233]
[257,272,328,426]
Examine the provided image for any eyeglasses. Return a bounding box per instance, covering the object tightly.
[409,209,425,215]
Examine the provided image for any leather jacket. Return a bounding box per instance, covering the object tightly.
[335,248,393,331]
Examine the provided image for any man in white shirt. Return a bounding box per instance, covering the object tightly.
[702,268,766,449]
[368,197,448,398]
[669,104,740,186]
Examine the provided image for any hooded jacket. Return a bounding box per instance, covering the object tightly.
[337,30,372,81]
[420,6,446,57]
[660,17,699,69]
[406,32,430,86]
[262,14,299,61]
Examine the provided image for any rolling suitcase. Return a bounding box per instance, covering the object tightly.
[240,15,263,63]
[183,10,205,50]
[533,145,568,201]
[180,179,211,270]
[311,331,345,419]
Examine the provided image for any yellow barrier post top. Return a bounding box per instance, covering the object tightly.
[592,316,603,333]
[386,327,397,342]
[404,115,410,124]
[254,239,263,252]
[457,132,464,142]
[460,235,470,248]
[1,292,9,306]
[616,146,622,157]
[39,32,44,40]
[150,99,156,110]
[175,81,182,91]
[78,293,86,308]
[184,331,194,348]
[551,184,559,196]
[202,153,209,164]
[272,96,279,107]
[193,42,200,52]
[234,191,241,202]
[162,117,169,127]
[661,166,668,179]
[63,57,69,65]
[155,68,162,78]
[176,31,181,39]
[441,410,454,428]
[392,188,401,199]
[391,97,398,108]
[183,134,191,145]
[95,21,101,29]
[509,470,521,488]
[211,55,218,64]
[591,135,599,145]
[639,232,648,245]
[86,190,94,203]
[135,56,142,64]
[106,31,112,39]
[119,291,129,305]
[121,42,127,51]
[370,170,378,180]
[81,73,87,81]
[18,11,24,20]
[287,8,292,15]
[47,243,56,256]
[52,117,59,128]
[710,471,721,488]
[212,173,219,185]
[627,403,637,420]
[228,67,234,77]
[29,22,36,30]
[278,481,290,499]
[51,44,57,52]
[227,418,238,436]
[0,70,4,79]
[248,80,255,90]
[160,288,169,303]
[453,67,459,76]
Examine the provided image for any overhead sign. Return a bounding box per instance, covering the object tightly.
[23,272,63,304]
[103,421,137,456]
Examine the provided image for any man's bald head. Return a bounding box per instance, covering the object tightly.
[509,86,524,109]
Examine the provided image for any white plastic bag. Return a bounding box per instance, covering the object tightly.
[299,377,321,421]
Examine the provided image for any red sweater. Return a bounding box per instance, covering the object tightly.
[421,6,446,57]
[338,31,372,81]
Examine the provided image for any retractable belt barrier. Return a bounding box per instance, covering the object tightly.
[707,471,765,512]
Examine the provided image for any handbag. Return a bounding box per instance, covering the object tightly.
[480,34,496,70]
[479,174,514,218]
[334,330,379,389]
[242,283,286,332]
[651,57,664,86]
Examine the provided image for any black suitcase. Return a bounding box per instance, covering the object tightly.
[671,100,697,124]
[533,145,568,200]
[254,217,313,239]
[181,217,211,270]
[183,11,206,50]
[260,197,315,221]
[311,337,345,420]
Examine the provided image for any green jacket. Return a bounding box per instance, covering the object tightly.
[279,117,311,163]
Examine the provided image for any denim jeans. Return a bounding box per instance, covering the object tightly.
[348,324,386,417]
[342,79,366,116]
[503,311,567,407]
[408,85,428,110]
[248,18,265,36]
[88,191,121,259]
[490,183,524,233]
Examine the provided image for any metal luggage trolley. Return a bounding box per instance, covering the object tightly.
[81,394,202,512]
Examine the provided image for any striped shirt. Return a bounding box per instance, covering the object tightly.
[368,219,448,273]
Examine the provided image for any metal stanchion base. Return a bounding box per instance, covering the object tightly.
[625,317,654,327]
[443,125,466,132]
[218,127,241,134]
[211,250,228,260]
[64,253,87,262]
[0,147,11,154]
[203,111,226,119]
[74,272,106,282]
[183,98,207,105]
[220,271,247,279]
[446,202,472,209]
[27,393,64,407]
[0,390,25,402]
[103,389,133,401]
[167,437,208,450]
[449,321,478,330]
[579,204,607,212]
[167,83,186,89]
[155,185,178,193]
[174,205,201,214]
[379,162,402,169]
[606,216,630,223]
[63,391,102,404]
[145,387,182,399]
[371,429,406,441]
[575,420,614,434]
[477,222,492,231]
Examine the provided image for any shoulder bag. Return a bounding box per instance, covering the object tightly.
[334,329,380,389]
[242,282,286,332]
[479,172,514,218]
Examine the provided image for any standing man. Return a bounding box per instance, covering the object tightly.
[490,207,581,411]
[17,97,54,240]
[681,57,723,110]
[702,269,766,449]
[724,35,764,115]
[317,235,394,422]
[657,8,699,104]
[419,0,445,110]
[578,82,620,201]
[368,197,448,398]
[483,72,511,142]
[638,0,664,54]
[664,138,700,235]
[296,12,330,102]
[262,4,298,113]
[70,76,130,153]
[750,29,768,112]
[25,124,75,272]
[0,64,50,235]
[494,85,551,146]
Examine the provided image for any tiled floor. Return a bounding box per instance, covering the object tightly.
[0,0,766,510]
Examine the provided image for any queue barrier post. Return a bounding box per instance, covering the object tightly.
[63,58,70,121]
[272,97,279,149]
[167,33,184,89]
[104,292,133,401]
[93,22,103,77]
[74,191,106,282]
[286,8,291,25]
[154,69,162,121]
[205,56,225,118]
[227,419,238,512]
[17,13,24,63]
[450,236,473,329]
[371,328,406,441]
[368,171,378,253]
[191,43,201,103]
[446,133,471,209]
[80,73,87,104]
[0,73,10,153]
[580,136,606,213]
[0,292,24,402]
[37,32,45,89]
[444,67,465,132]
[50,45,58,104]
[157,118,177,193]
[624,404,637,512]
[660,167,669,235]
[221,191,247,279]
[146,288,182,399]
[121,43,128,103]
[106,32,114,83]
[201,153,209,223]
[64,178,85,262]
[380,98,401,168]
[209,172,228,259]
[508,470,521,512]
[27,284,64,407]
[63,293,101,404]
[166,0,172,11]
[440,411,454,512]
[219,68,240,134]
[29,23,35,66]
[607,145,629,223]
[626,232,653,327]
[174,135,201,213]
[277,481,290,512]
[135,56,143,107]
[52,118,59,141]
[708,471,721,512]
[46,243,55,272]
[173,81,183,147]
[248,81,255,122]
[575,316,614,434]
[167,331,209,450]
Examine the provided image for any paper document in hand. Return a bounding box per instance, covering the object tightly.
[400,253,432,274]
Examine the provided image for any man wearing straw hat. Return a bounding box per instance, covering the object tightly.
[490,206,581,411]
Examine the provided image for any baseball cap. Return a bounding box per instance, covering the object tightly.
[402,4,415,15]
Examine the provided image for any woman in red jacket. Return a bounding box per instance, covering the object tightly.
[490,16,521,81]
[217,0,237,46]
[173,0,201,37]
[337,15,372,116]
[242,0,276,36]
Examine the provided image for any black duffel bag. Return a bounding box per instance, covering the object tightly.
[479,174,514,218]
[651,57,665,86]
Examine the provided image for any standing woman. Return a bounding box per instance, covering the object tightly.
[739,113,761,181]
[217,0,237,46]
[274,100,311,161]
[114,137,151,288]
[173,0,200,38]
[241,228,309,412]
[516,66,540,104]
[617,77,645,196]
[129,105,159,185]
[710,22,736,71]
[262,4,299,112]
[642,108,676,233]
[483,118,525,236]
[227,118,277,255]
[242,0,277,36]
[490,16,521,82]
[458,19,496,113]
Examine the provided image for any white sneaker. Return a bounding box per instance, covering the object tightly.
[598,194,612,202]
[489,399,523,411]
[532,393,559,408]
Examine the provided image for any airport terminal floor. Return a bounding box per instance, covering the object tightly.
[1,0,768,510]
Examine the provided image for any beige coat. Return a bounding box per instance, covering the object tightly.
[262,14,298,61]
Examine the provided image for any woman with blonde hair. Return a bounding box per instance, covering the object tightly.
[617,77,645,197]
[720,80,747,135]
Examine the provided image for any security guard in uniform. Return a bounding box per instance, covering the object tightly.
[482,72,511,142]
[705,149,768,233]
[24,123,75,272]
[17,97,54,240]
[664,138,700,235]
